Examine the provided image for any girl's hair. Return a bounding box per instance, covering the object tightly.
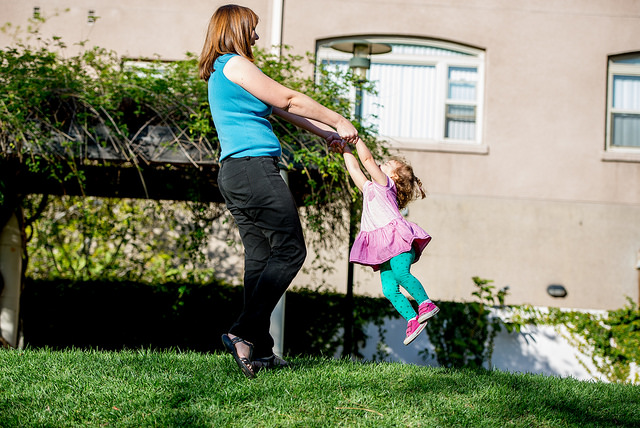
[198,4,259,81]
[390,157,427,209]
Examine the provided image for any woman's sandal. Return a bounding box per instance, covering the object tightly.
[251,354,289,372]
[221,334,255,379]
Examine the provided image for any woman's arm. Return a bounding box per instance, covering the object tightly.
[223,55,357,142]
[272,107,341,143]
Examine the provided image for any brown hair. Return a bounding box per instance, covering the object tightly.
[198,4,259,81]
[390,157,426,209]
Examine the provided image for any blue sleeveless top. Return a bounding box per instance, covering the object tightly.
[208,54,281,160]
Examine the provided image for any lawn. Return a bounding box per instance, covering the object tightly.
[1,348,638,427]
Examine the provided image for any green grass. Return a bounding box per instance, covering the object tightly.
[1,349,639,427]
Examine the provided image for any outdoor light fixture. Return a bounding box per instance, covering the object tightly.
[547,284,567,298]
[327,39,392,121]
[328,39,392,79]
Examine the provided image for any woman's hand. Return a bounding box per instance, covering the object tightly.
[336,118,358,143]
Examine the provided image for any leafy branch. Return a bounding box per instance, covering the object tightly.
[2,14,388,283]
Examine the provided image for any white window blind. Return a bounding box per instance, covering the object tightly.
[317,38,484,145]
[612,75,640,147]
[446,67,478,140]
[363,63,438,139]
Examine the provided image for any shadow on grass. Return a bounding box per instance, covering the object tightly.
[389,367,640,427]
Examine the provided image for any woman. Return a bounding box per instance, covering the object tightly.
[198,4,357,378]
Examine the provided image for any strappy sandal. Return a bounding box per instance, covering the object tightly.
[221,334,255,379]
[251,354,289,372]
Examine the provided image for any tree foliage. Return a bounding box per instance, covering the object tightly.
[0,15,387,282]
[24,195,233,283]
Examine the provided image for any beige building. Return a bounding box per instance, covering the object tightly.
[2,0,639,310]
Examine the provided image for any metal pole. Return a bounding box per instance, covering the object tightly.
[328,40,391,359]
[342,202,357,358]
[342,84,363,358]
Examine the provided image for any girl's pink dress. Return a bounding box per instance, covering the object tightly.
[350,177,431,271]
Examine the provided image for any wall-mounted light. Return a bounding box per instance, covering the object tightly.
[328,40,392,79]
[547,284,567,298]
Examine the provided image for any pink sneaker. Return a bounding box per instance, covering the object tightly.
[404,317,426,345]
[418,301,440,324]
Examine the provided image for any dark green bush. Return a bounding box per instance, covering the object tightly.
[20,278,395,357]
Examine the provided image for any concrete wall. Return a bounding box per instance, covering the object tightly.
[280,0,640,310]
[2,0,639,310]
[352,195,640,309]
[0,1,265,60]
[357,314,629,383]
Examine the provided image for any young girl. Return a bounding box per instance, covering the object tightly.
[333,138,439,345]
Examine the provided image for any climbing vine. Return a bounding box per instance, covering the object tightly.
[421,276,639,384]
[539,299,640,384]
[422,277,523,369]
[1,14,386,281]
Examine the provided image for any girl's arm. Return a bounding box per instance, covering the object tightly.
[223,55,357,143]
[352,138,388,186]
[341,146,368,192]
[334,138,386,191]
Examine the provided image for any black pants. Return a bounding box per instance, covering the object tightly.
[217,156,306,358]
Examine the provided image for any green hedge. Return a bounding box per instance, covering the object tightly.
[21,279,396,357]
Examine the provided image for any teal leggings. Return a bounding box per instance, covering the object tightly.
[379,249,429,321]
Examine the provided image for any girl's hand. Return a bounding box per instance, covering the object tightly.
[329,139,346,154]
[324,132,343,145]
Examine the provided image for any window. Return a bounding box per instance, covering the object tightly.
[607,53,640,151]
[316,37,485,149]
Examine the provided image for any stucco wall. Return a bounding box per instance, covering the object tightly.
[282,0,640,309]
[2,0,639,310]
[348,194,640,309]
[0,1,269,59]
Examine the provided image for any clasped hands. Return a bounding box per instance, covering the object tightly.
[325,133,353,154]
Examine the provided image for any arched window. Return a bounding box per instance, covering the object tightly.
[317,37,485,151]
[607,53,640,151]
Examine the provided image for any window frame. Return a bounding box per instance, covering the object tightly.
[316,37,487,154]
[604,53,640,162]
